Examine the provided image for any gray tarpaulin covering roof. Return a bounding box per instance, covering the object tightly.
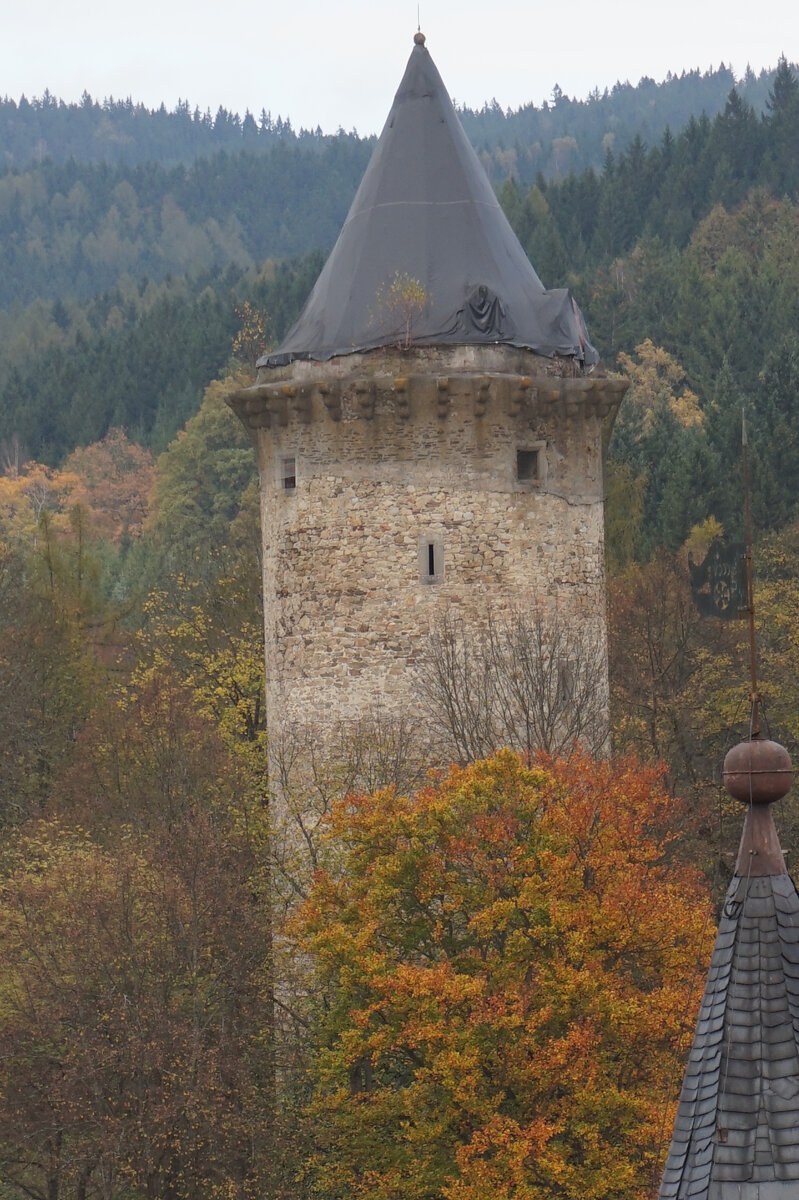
[261,33,597,369]
[659,802,799,1200]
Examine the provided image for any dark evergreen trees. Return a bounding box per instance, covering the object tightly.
[763,56,799,196]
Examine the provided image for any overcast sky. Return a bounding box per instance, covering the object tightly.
[2,0,796,134]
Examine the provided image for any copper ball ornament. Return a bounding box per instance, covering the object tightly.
[723,736,793,805]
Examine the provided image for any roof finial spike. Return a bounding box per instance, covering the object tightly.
[414,7,425,44]
[741,404,760,737]
[721,403,793,819]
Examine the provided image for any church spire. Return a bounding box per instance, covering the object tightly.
[658,734,799,1199]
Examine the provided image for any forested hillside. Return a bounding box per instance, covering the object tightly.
[0,61,781,176]
[2,56,799,541]
[2,52,799,1200]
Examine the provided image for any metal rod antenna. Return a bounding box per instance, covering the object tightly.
[742,406,760,736]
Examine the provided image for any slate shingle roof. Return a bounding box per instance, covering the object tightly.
[262,35,597,368]
[659,805,799,1200]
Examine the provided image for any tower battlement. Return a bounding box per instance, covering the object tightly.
[229,346,626,434]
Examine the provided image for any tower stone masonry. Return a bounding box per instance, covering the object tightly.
[228,33,628,764]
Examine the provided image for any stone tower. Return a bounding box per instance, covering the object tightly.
[228,33,627,762]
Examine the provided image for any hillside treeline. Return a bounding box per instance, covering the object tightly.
[0,141,368,308]
[462,59,781,184]
[0,61,794,316]
[0,254,323,460]
[1,59,787,183]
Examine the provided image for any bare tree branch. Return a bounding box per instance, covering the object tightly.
[419,606,608,762]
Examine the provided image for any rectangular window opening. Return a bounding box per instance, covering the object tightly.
[428,543,436,578]
[282,456,296,490]
[517,448,540,482]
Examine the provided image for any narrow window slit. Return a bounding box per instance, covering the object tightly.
[419,536,443,583]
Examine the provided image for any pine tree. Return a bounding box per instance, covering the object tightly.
[764,56,799,196]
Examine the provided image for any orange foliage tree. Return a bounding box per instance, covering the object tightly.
[294,750,712,1200]
[64,429,154,543]
[0,431,153,552]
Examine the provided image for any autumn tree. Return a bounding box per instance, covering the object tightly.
[608,543,742,783]
[1,668,277,1200]
[232,300,272,369]
[0,513,106,825]
[0,816,272,1200]
[0,459,81,548]
[664,520,799,856]
[64,429,154,545]
[52,665,246,829]
[373,272,430,349]
[293,750,712,1200]
[611,340,707,555]
[134,569,265,755]
[0,435,155,827]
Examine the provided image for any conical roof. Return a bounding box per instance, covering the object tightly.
[659,775,799,1200]
[262,34,597,368]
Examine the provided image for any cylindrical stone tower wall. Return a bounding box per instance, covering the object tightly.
[229,344,626,761]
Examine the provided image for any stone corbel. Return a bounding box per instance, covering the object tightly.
[508,375,534,417]
[290,386,312,424]
[318,382,341,422]
[393,377,410,420]
[354,379,375,419]
[474,376,491,418]
[436,376,451,420]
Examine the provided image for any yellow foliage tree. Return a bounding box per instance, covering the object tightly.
[374,272,430,349]
[617,339,703,432]
[0,461,81,547]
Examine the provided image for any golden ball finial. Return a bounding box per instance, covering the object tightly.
[414,30,426,45]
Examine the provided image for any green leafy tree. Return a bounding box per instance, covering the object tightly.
[146,371,257,580]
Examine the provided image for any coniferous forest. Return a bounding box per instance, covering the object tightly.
[2,56,799,1200]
